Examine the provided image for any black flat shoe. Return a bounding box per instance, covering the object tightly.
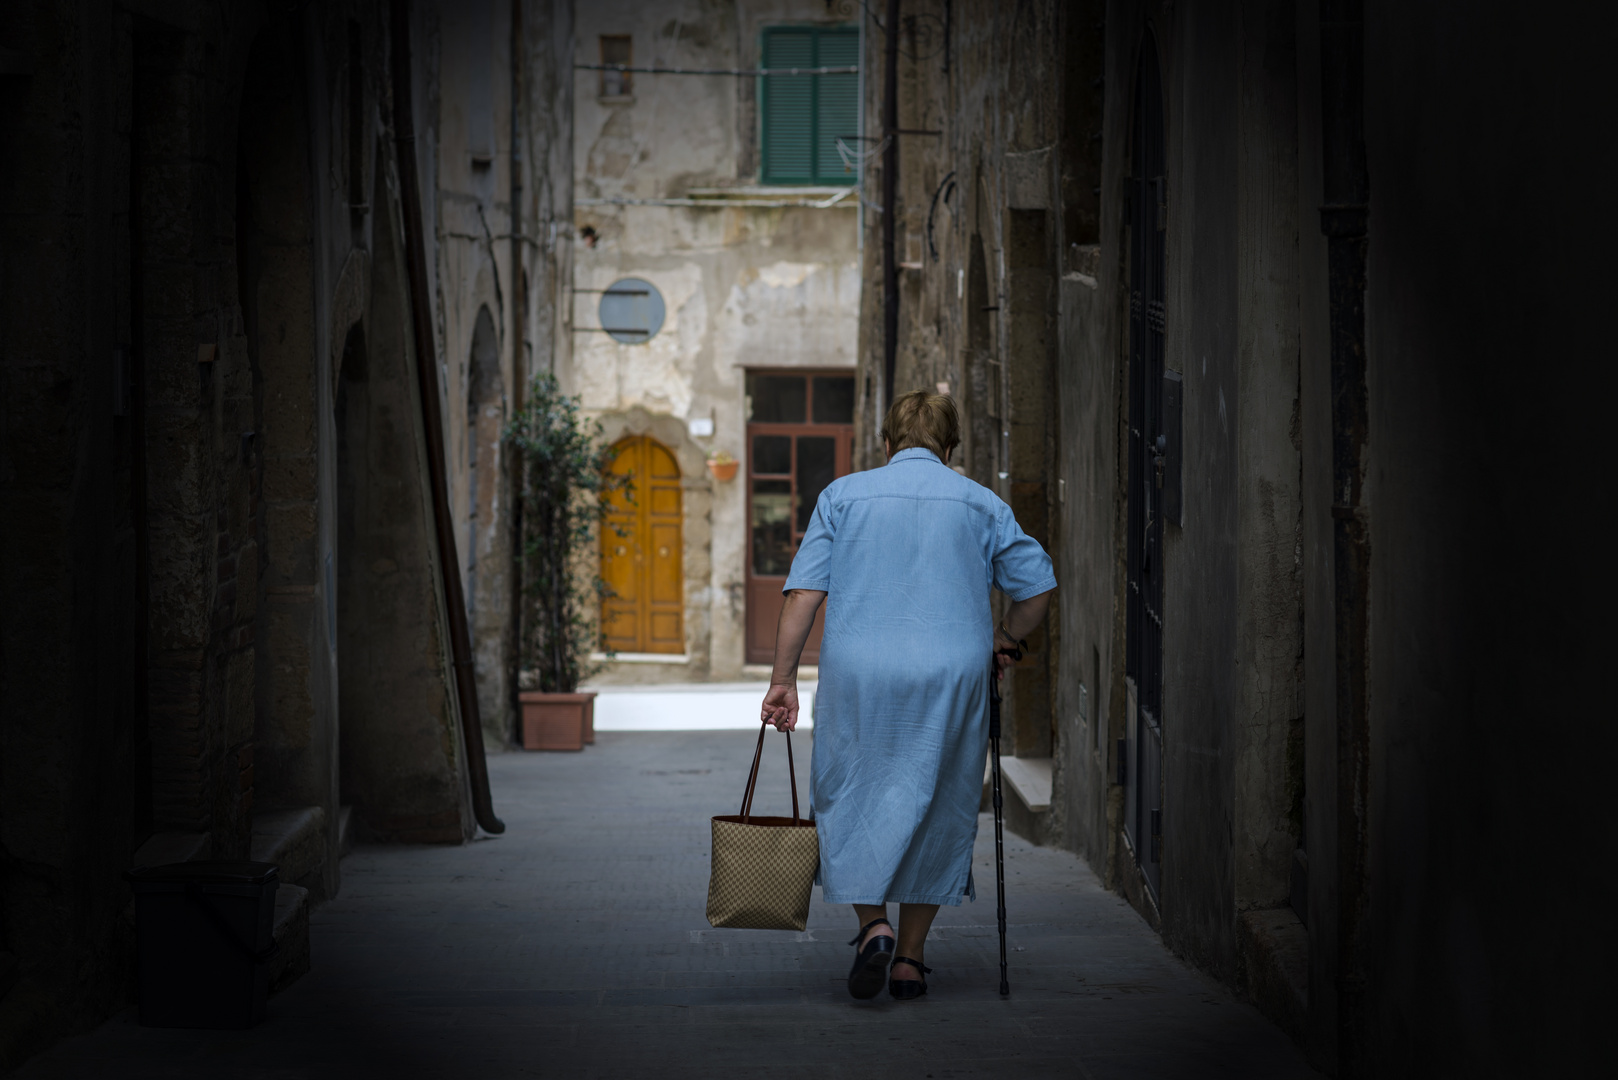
[846,918,895,1000]
[888,956,932,1000]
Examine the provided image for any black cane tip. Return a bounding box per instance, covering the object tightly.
[999,981,1010,996]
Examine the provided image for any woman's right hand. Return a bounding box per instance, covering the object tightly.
[761,683,799,732]
[993,624,1021,680]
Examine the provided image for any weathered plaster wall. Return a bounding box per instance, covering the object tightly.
[566,0,860,682]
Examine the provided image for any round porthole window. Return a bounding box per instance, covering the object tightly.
[598,277,665,344]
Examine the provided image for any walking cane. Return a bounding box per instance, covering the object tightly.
[988,638,1024,997]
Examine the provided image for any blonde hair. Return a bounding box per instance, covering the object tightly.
[881,390,961,460]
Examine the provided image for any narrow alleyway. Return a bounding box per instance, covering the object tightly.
[22,731,1317,1079]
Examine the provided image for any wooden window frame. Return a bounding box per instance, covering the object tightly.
[743,369,857,665]
[599,35,632,100]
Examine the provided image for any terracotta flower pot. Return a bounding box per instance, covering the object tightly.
[518,691,597,751]
[707,459,739,482]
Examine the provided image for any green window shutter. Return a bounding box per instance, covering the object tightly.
[761,27,858,186]
[762,30,814,184]
[814,30,859,185]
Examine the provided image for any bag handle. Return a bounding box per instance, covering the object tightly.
[739,721,802,825]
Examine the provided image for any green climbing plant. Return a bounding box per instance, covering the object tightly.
[506,373,628,694]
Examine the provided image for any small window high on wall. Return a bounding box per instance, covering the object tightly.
[600,35,632,99]
[759,27,858,186]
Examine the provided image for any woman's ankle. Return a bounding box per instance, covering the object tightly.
[853,906,891,947]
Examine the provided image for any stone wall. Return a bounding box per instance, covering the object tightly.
[0,0,573,1065]
[855,0,1614,1075]
[852,0,1088,763]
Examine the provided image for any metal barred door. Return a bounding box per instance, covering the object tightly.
[1123,36,1166,900]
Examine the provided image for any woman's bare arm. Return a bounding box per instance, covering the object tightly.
[761,589,827,731]
[994,588,1054,675]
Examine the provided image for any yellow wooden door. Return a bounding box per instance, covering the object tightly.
[601,436,684,654]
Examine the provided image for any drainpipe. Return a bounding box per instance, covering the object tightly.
[1319,0,1368,1070]
[389,0,505,835]
[881,0,900,411]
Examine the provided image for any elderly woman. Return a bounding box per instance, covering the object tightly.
[761,390,1056,1001]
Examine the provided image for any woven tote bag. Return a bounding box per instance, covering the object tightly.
[705,722,820,931]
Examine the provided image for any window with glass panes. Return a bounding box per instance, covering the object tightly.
[599,35,631,98]
[759,27,859,186]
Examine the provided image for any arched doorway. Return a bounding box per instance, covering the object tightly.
[1123,33,1167,901]
[601,436,684,655]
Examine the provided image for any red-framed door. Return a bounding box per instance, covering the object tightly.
[744,371,857,666]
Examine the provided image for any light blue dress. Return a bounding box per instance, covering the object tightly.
[784,448,1057,905]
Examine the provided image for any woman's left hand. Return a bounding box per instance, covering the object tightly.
[761,683,799,732]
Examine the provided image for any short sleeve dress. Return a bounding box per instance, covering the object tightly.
[783,447,1057,905]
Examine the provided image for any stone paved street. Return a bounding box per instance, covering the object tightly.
[21,732,1320,1079]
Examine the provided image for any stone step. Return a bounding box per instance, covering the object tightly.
[982,755,1055,846]
[267,883,310,994]
[127,829,311,996]
[1237,907,1309,1043]
[250,807,327,895]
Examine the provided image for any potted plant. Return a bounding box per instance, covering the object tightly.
[506,374,627,750]
[706,448,739,482]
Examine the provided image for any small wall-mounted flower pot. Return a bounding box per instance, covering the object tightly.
[518,691,597,751]
[707,459,739,482]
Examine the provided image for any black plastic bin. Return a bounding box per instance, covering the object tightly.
[126,860,280,1028]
